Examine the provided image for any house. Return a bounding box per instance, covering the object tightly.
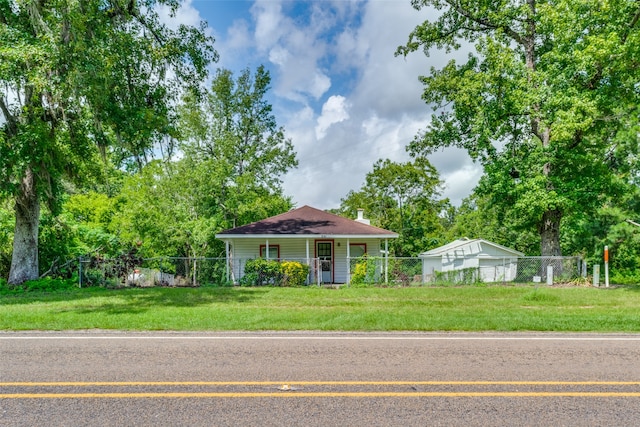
[419,238,524,283]
[215,206,398,284]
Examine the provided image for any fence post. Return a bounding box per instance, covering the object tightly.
[78,256,83,288]
[593,265,600,287]
[546,265,553,285]
[604,246,609,288]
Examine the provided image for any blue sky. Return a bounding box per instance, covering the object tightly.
[161,0,481,210]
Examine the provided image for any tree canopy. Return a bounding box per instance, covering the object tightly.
[0,0,216,284]
[398,0,640,256]
[339,158,449,256]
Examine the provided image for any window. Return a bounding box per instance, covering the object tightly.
[260,245,280,259]
[349,243,366,258]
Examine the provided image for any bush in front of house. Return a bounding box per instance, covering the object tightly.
[350,255,378,286]
[242,258,283,286]
[280,261,310,287]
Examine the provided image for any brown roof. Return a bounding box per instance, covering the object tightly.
[216,205,398,237]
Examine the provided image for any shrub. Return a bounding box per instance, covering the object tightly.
[350,255,378,286]
[243,258,283,286]
[280,261,310,287]
[0,277,78,293]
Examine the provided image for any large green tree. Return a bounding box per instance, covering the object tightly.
[112,66,296,258]
[398,0,640,256]
[178,66,297,228]
[339,158,448,256]
[0,0,216,284]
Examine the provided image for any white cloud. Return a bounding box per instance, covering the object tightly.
[315,95,350,139]
[156,0,209,33]
[190,0,482,210]
[252,0,285,52]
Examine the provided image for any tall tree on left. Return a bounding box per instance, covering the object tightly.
[0,0,217,284]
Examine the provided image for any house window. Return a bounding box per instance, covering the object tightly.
[349,243,366,258]
[260,245,280,259]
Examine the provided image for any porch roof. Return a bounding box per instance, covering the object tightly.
[215,205,398,239]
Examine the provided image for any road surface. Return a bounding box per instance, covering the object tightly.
[2,331,640,426]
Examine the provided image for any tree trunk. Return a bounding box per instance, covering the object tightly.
[538,209,562,256]
[8,168,41,285]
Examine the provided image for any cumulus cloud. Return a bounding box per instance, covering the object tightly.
[181,0,482,209]
[316,95,350,140]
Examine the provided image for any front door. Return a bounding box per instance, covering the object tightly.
[316,241,333,283]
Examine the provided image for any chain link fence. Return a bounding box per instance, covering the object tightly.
[79,256,229,288]
[78,255,584,287]
[420,256,584,285]
[348,257,423,286]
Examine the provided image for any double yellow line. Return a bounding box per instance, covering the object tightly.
[2,381,640,399]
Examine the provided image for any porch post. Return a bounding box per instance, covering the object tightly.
[225,240,230,282]
[306,239,310,285]
[384,238,389,284]
[346,238,351,285]
[266,240,269,260]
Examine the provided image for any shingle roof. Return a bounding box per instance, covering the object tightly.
[216,205,398,237]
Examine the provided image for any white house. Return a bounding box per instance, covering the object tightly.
[215,206,398,284]
[419,238,524,283]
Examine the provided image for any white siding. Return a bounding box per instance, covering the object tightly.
[421,239,522,283]
[224,237,386,284]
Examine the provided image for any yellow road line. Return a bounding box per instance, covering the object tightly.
[2,392,640,399]
[3,381,640,387]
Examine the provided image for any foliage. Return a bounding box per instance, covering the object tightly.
[0,202,12,278]
[562,203,640,283]
[0,0,217,284]
[389,258,422,287]
[280,261,310,287]
[109,66,296,261]
[339,158,449,256]
[0,277,77,294]
[178,66,297,228]
[447,192,540,255]
[80,249,143,288]
[242,258,283,286]
[350,255,378,286]
[398,0,640,256]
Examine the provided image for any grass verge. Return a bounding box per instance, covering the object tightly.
[1,285,640,331]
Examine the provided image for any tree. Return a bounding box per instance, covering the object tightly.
[339,158,448,256]
[178,66,297,228]
[398,0,640,256]
[447,191,540,255]
[0,0,216,284]
[112,66,297,259]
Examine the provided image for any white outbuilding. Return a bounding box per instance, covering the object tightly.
[419,238,524,283]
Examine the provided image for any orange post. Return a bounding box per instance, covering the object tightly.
[604,246,609,287]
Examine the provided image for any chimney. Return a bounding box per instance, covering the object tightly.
[355,208,370,225]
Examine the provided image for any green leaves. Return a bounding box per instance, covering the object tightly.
[400,0,640,255]
[340,158,448,256]
[1,0,217,283]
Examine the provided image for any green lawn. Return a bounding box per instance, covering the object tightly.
[1,285,640,331]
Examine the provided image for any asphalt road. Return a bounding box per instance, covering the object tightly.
[2,331,640,426]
